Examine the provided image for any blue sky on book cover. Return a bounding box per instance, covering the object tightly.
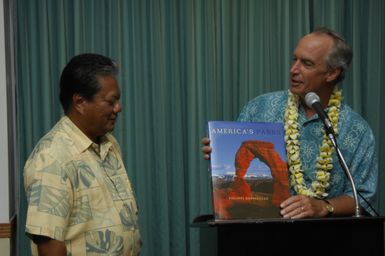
[208,121,287,177]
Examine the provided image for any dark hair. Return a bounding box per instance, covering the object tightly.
[311,27,353,83]
[59,53,118,113]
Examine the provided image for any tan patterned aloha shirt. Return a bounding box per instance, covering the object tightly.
[24,116,141,255]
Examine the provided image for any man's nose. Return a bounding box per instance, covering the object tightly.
[114,102,122,113]
[290,60,300,74]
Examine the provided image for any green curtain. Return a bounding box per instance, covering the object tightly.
[16,0,385,255]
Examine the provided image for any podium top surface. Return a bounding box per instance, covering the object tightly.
[191,214,385,227]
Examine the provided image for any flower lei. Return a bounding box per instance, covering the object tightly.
[284,88,342,199]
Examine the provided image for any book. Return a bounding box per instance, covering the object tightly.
[207,121,290,220]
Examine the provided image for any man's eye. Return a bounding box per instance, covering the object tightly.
[303,60,313,67]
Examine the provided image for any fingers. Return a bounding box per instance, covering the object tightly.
[202,148,212,160]
[280,202,306,219]
[280,195,310,219]
[201,137,210,146]
[201,137,211,160]
[290,206,308,219]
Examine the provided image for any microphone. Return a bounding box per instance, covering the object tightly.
[304,92,334,135]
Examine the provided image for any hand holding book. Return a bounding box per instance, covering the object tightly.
[201,137,211,160]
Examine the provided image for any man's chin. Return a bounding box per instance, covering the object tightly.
[107,120,117,130]
[290,83,306,93]
[289,86,300,94]
[103,125,115,135]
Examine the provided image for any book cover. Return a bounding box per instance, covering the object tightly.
[208,121,290,220]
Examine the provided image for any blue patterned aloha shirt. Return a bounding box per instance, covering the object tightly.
[238,90,378,215]
[24,116,141,255]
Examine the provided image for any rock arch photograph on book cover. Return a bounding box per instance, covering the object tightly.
[208,121,290,220]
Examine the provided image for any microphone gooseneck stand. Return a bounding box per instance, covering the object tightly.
[305,91,361,217]
[326,132,361,217]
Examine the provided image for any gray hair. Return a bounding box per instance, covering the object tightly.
[312,27,353,83]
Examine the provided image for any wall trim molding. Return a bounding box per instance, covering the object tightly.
[0,222,11,238]
[0,215,15,239]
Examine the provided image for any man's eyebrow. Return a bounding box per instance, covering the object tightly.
[300,57,314,65]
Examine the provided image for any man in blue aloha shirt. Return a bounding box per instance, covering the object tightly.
[202,27,378,218]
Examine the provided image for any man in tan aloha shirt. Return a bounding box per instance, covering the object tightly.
[24,53,141,255]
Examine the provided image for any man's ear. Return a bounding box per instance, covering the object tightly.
[326,68,342,83]
[72,94,86,114]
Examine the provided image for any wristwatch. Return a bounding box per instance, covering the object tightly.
[323,199,334,216]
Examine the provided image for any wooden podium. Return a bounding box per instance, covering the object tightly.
[192,215,385,256]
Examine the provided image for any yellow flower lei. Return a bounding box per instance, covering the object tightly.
[284,88,342,198]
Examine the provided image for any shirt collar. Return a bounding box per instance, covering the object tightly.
[298,102,329,125]
[60,116,112,156]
